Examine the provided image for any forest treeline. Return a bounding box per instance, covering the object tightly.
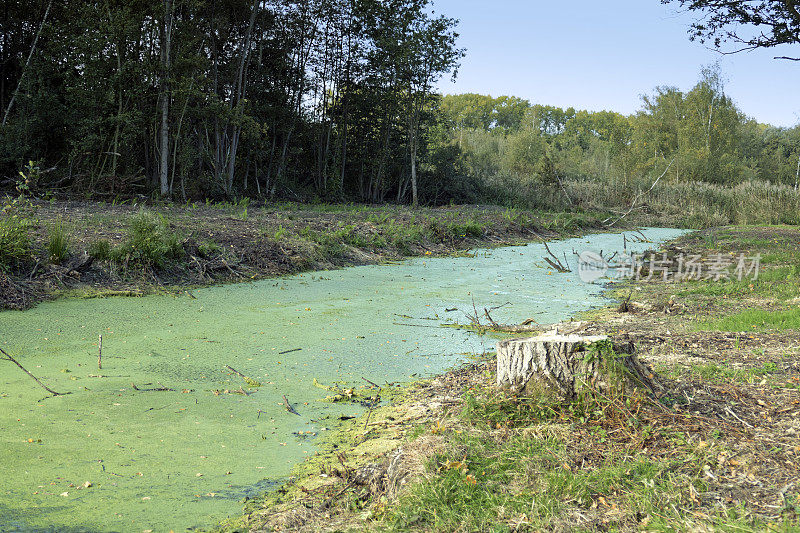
[0,0,461,205]
[440,66,800,207]
[1,2,799,209]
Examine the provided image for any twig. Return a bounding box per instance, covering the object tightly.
[2,0,53,126]
[392,322,443,329]
[283,395,300,416]
[278,348,302,355]
[0,347,67,397]
[483,308,500,328]
[554,173,573,206]
[364,403,375,430]
[724,406,753,428]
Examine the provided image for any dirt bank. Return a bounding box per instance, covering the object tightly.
[1,199,608,310]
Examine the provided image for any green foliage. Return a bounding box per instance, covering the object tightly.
[16,161,41,195]
[433,66,800,216]
[113,211,184,268]
[0,0,462,205]
[0,196,34,269]
[47,222,70,264]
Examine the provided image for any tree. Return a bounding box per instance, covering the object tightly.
[662,0,800,60]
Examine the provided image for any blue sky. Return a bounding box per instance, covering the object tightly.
[432,0,800,127]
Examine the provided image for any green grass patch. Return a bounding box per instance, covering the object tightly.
[88,239,112,261]
[387,407,712,532]
[47,222,70,263]
[698,307,800,332]
[677,265,800,301]
[0,211,32,269]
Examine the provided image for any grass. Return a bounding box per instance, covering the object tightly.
[47,221,70,263]
[0,196,34,269]
[382,384,742,532]
[0,213,31,269]
[561,179,800,228]
[87,239,112,261]
[698,307,800,332]
[111,210,184,268]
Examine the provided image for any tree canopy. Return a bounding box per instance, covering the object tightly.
[661,0,800,59]
[0,0,462,203]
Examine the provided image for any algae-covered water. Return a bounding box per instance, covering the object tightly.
[0,228,685,532]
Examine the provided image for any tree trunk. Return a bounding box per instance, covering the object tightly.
[496,333,660,401]
[158,0,173,197]
[2,0,52,126]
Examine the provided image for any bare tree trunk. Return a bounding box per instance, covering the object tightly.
[111,37,124,194]
[2,0,52,126]
[225,0,258,195]
[795,150,800,191]
[410,126,418,207]
[158,0,174,197]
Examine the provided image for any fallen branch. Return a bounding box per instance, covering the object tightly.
[131,382,174,392]
[225,365,248,379]
[530,231,570,272]
[361,377,380,389]
[0,347,67,397]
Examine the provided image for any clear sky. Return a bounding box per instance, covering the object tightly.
[432,0,800,127]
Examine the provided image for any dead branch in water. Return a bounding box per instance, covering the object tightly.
[283,394,300,416]
[529,230,571,272]
[461,299,541,333]
[361,377,380,389]
[131,382,174,392]
[225,365,248,379]
[0,347,67,397]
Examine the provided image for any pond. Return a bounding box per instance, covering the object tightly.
[0,228,686,532]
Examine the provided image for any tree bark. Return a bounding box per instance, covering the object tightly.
[496,333,660,401]
[158,0,174,197]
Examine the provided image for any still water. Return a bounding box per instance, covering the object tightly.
[0,228,685,532]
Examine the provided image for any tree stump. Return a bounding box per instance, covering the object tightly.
[496,333,660,400]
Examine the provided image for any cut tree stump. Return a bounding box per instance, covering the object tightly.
[496,333,660,400]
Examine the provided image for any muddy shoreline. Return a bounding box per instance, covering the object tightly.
[1,200,611,311]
